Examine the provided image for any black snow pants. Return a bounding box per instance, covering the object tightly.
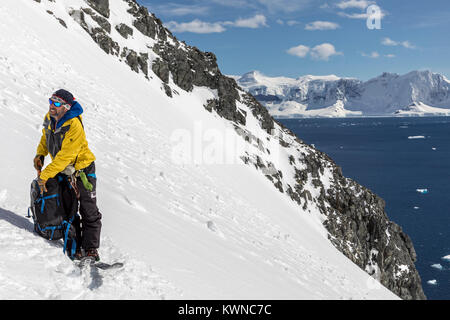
[73,161,102,250]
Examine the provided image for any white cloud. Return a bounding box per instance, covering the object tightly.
[336,0,374,10]
[337,10,385,19]
[155,4,210,17]
[208,0,253,8]
[288,43,342,61]
[310,43,342,60]
[165,19,226,33]
[335,1,386,21]
[228,14,268,28]
[287,45,310,58]
[337,12,367,19]
[381,37,398,46]
[361,51,380,58]
[209,0,312,13]
[256,0,312,13]
[276,19,301,26]
[166,15,268,34]
[361,51,397,59]
[287,20,301,26]
[382,37,416,49]
[401,41,415,49]
[305,21,340,30]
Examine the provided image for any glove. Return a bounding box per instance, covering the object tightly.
[33,155,44,172]
[37,178,47,195]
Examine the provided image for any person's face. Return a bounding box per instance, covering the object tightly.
[49,97,68,119]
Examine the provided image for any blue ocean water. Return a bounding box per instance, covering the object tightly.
[279,117,450,300]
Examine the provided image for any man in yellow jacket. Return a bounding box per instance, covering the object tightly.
[34,89,102,261]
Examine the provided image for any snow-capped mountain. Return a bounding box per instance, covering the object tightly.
[394,101,450,116]
[0,0,425,299]
[236,70,450,117]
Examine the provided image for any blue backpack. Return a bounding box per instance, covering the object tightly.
[28,175,80,258]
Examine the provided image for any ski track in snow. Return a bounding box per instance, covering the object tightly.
[0,209,182,300]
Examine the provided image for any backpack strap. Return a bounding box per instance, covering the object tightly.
[36,193,60,214]
[77,116,84,129]
[73,116,84,169]
[62,215,76,258]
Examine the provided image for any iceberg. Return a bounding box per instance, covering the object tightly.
[427,280,438,285]
[416,189,428,194]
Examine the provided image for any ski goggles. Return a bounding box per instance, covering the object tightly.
[49,98,67,108]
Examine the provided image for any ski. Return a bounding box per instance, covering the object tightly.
[94,261,124,270]
[75,257,124,270]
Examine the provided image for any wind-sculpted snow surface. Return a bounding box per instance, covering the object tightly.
[0,0,424,299]
[0,208,182,299]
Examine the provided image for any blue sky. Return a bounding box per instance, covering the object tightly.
[138,0,450,80]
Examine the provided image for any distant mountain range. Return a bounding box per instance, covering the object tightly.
[233,70,450,118]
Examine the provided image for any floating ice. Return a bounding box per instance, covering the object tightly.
[442,255,450,262]
[431,264,443,270]
[416,189,428,194]
[432,147,437,151]
[408,136,425,139]
[413,206,420,210]
[427,280,437,285]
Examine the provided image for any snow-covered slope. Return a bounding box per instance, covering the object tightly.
[394,102,450,116]
[236,70,450,117]
[0,0,424,300]
[267,100,362,118]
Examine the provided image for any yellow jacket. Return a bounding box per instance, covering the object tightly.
[37,103,95,181]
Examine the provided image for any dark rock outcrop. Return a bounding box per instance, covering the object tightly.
[116,23,133,39]
[81,7,111,33]
[241,93,274,134]
[45,9,67,28]
[126,1,168,42]
[300,147,426,300]
[151,40,246,123]
[86,0,110,18]
[151,58,170,84]
[69,9,119,55]
[240,113,426,299]
[120,48,149,77]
